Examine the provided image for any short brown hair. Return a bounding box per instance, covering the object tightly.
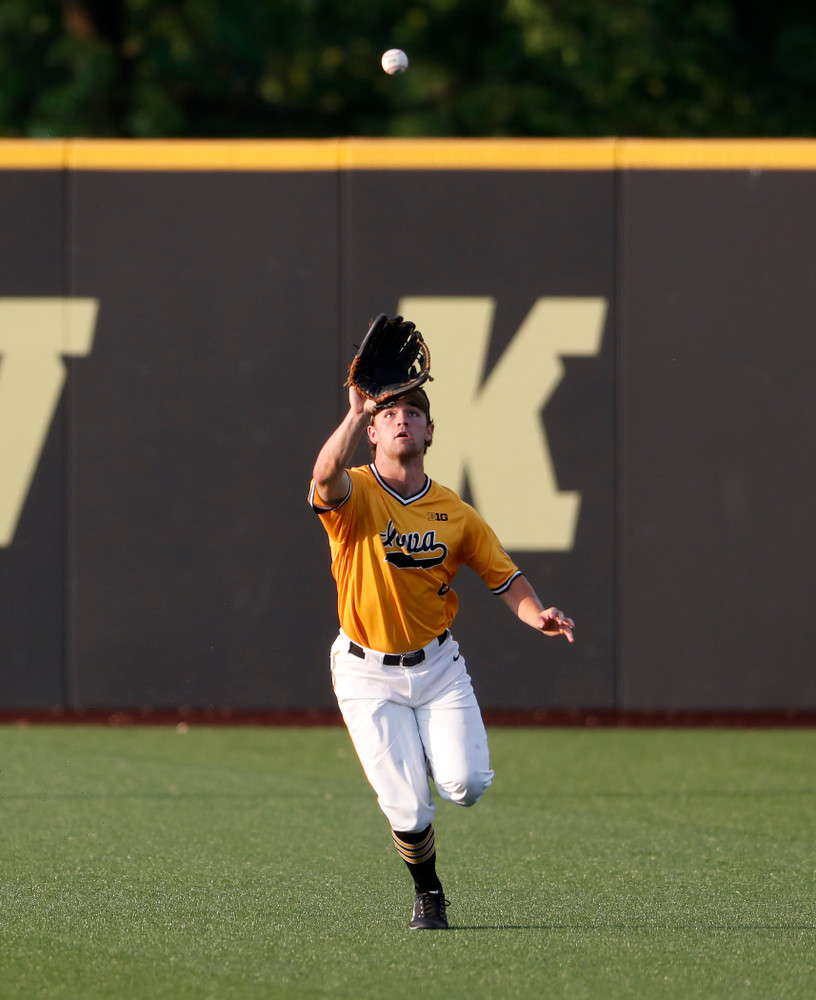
[373,387,432,421]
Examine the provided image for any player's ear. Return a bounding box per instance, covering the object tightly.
[366,423,378,447]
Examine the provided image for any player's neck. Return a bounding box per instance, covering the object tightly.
[373,455,427,499]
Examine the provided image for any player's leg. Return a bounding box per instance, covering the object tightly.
[336,694,434,832]
[415,645,494,809]
[336,694,448,928]
[331,632,433,829]
[330,635,449,928]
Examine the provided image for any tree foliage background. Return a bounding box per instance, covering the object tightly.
[0,0,815,138]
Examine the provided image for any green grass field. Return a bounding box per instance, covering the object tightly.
[2,724,815,999]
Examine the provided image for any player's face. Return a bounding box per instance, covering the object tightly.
[368,402,433,459]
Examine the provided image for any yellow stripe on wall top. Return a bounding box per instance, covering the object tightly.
[3,138,816,171]
[338,138,618,170]
[0,140,69,169]
[68,139,344,171]
[0,138,618,171]
[617,139,816,170]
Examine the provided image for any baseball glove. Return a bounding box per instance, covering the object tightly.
[345,313,432,405]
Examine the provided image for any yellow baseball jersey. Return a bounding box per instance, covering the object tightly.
[309,464,521,653]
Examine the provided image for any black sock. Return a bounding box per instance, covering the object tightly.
[391,824,443,894]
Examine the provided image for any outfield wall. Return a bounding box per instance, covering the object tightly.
[1,139,815,713]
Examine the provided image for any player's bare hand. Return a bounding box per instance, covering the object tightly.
[349,385,378,417]
[537,607,575,643]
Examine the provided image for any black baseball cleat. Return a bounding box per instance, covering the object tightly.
[409,890,449,930]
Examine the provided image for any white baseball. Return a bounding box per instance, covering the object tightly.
[381,49,409,75]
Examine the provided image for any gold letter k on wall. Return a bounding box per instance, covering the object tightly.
[0,298,99,546]
[398,296,606,552]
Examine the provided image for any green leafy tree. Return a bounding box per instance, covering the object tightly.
[0,0,814,138]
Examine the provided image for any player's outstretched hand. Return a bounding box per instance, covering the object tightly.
[537,607,575,643]
[349,384,379,417]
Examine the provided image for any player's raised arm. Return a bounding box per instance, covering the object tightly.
[498,574,575,643]
[312,387,377,506]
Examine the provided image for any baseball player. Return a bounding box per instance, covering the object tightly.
[309,384,574,930]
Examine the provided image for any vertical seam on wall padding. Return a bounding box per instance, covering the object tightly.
[612,144,623,712]
[62,155,75,711]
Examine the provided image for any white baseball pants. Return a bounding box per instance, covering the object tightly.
[330,629,494,832]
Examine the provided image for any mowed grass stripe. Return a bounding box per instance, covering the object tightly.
[1,726,815,999]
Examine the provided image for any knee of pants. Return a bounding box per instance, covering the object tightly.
[380,796,436,833]
[435,767,494,808]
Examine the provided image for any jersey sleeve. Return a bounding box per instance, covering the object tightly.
[307,467,368,546]
[459,501,522,594]
[307,474,352,514]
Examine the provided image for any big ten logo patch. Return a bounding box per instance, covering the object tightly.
[399,296,606,552]
[0,298,99,546]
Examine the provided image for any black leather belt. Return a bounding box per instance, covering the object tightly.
[348,630,449,667]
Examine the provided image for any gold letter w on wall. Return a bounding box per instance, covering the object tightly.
[0,298,99,546]
[398,296,606,551]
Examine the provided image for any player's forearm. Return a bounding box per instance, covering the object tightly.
[499,574,575,642]
[312,408,369,499]
[499,575,545,627]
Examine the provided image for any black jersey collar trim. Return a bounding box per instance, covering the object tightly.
[370,464,431,505]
